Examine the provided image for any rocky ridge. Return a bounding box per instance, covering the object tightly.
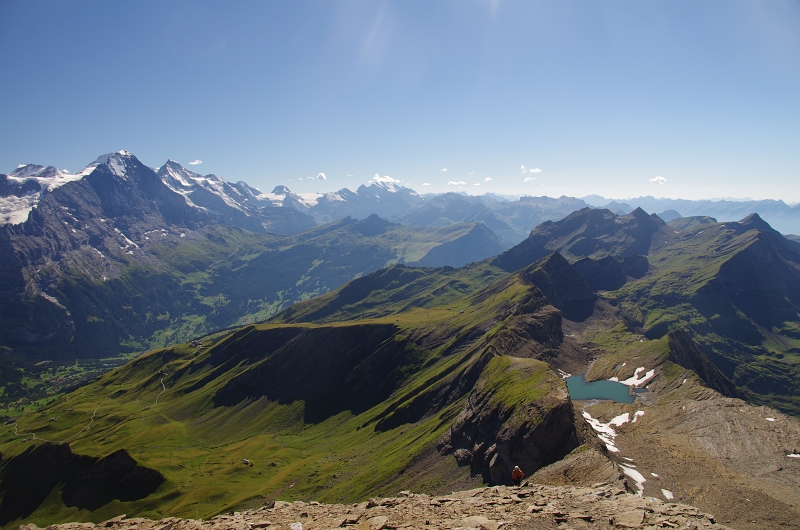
[24,483,730,530]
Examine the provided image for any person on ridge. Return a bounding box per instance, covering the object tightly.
[511,465,524,486]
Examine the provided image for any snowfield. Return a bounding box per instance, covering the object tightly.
[610,366,655,387]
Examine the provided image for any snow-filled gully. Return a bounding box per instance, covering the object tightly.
[583,409,660,498]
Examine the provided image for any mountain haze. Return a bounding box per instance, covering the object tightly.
[585,195,800,236]
[0,153,511,404]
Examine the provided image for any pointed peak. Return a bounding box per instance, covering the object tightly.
[272,185,291,194]
[538,251,570,268]
[738,213,773,232]
[93,150,134,164]
[627,206,651,219]
[82,151,142,179]
[741,212,763,222]
[519,251,571,277]
[353,214,393,235]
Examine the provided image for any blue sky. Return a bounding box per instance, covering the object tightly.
[1,0,798,201]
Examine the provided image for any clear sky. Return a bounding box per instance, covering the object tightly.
[1,0,798,201]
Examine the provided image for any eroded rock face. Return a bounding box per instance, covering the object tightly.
[667,331,740,399]
[24,483,731,530]
[572,254,649,292]
[439,356,580,485]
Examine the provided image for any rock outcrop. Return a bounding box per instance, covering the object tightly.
[438,357,580,484]
[572,254,649,292]
[24,483,731,530]
[520,253,596,321]
[667,331,740,399]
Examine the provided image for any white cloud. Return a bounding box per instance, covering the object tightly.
[485,177,492,182]
[441,168,448,172]
[530,167,542,173]
[473,183,481,186]
[298,177,303,180]
[346,174,354,177]
[189,159,203,165]
[17,164,24,168]
[447,180,466,186]
[524,176,536,182]
[521,165,527,173]
[422,182,431,186]
[469,171,475,175]
[650,176,667,185]
[317,172,327,180]
[370,174,401,184]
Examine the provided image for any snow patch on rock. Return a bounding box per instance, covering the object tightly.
[620,463,646,496]
[617,367,655,387]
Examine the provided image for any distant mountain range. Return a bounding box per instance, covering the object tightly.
[583,194,800,236]
[3,150,799,403]
[6,153,799,245]
[0,152,513,403]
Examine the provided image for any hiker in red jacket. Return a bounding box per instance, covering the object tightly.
[511,465,524,486]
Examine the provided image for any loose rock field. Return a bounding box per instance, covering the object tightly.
[25,483,731,530]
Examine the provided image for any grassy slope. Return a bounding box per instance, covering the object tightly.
[1,220,505,406]
[0,260,556,526]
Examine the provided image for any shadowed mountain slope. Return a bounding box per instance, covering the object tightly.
[491,207,671,272]
[606,213,800,413]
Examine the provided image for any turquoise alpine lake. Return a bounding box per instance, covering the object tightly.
[565,374,635,403]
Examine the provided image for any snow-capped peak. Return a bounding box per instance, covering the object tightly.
[92,151,135,178]
[367,174,406,194]
[157,159,250,213]
[73,150,137,179]
[8,164,73,183]
[1,164,83,226]
[160,159,200,188]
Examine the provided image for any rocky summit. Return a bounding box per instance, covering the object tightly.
[21,483,728,530]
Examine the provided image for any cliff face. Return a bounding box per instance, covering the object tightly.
[572,254,649,292]
[667,330,740,398]
[709,235,800,329]
[520,252,596,321]
[438,356,580,485]
[211,323,408,423]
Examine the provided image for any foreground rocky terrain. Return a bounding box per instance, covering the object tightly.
[22,483,730,530]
